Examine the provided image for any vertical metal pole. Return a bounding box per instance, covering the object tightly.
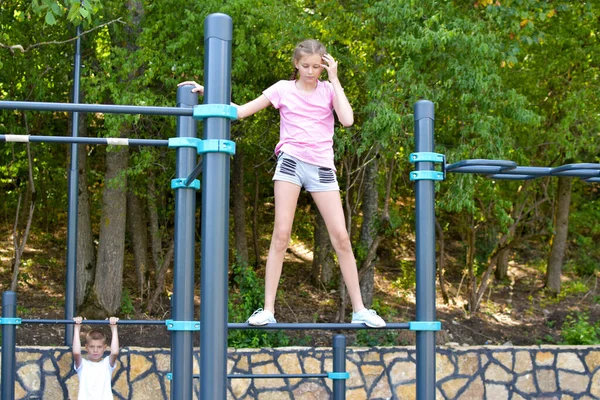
[200,13,233,400]
[332,334,347,400]
[414,100,436,400]
[1,291,17,400]
[171,86,198,400]
[64,23,82,346]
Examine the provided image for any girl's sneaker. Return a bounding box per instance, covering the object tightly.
[247,308,276,326]
[351,309,386,328]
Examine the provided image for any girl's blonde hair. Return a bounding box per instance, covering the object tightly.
[291,39,327,80]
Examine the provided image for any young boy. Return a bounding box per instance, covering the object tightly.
[72,316,120,400]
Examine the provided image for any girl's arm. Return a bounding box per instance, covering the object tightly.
[177,81,271,119]
[322,54,354,127]
[233,95,271,119]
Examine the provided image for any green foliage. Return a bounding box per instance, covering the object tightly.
[30,0,102,26]
[391,260,416,292]
[120,289,135,318]
[560,312,600,345]
[227,256,289,348]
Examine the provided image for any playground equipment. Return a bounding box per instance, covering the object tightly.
[2,11,598,400]
[0,13,439,400]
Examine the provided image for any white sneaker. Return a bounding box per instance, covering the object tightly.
[247,308,276,326]
[351,309,386,328]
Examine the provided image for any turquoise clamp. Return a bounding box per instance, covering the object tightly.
[409,152,446,181]
[171,178,200,190]
[166,373,172,381]
[0,318,22,325]
[165,320,200,331]
[193,104,238,120]
[196,139,235,155]
[168,137,236,156]
[410,171,444,181]
[409,321,442,331]
[328,372,350,380]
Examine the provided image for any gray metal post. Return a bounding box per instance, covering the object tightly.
[332,334,347,400]
[65,24,82,346]
[200,13,233,400]
[414,100,436,400]
[171,86,199,400]
[1,291,17,400]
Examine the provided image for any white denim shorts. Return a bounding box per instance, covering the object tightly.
[273,153,339,192]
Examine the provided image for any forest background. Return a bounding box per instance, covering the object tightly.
[0,0,599,348]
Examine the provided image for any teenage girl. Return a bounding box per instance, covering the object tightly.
[179,39,385,327]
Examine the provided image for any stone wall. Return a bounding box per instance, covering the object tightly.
[2,345,600,399]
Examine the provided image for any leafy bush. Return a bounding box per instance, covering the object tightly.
[560,312,600,345]
[227,256,289,348]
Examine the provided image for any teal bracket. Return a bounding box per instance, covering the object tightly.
[0,318,22,325]
[168,137,236,156]
[165,320,200,331]
[193,104,238,120]
[409,152,445,164]
[171,178,200,190]
[410,171,444,181]
[168,137,202,149]
[409,321,441,331]
[409,152,446,182]
[196,139,235,155]
[166,373,172,381]
[328,372,350,380]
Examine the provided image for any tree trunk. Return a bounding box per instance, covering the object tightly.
[76,138,96,307]
[252,169,260,266]
[231,145,249,264]
[10,118,36,292]
[71,103,96,307]
[126,186,148,301]
[358,158,379,308]
[494,247,510,281]
[312,208,335,286]
[545,176,572,294]
[93,144,129,314]
[435,218,449,304]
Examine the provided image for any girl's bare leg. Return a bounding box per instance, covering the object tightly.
[310,190,366,313]
[263,180,302,313]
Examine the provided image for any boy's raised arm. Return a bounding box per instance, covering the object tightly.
[108,317,120,367]
[72,317,83,369]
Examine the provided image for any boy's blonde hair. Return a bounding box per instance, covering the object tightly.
[291,39,327,79]
[85,329,107,344]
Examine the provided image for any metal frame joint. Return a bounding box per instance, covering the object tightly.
[409,321,441,331]
[165,320,200,331]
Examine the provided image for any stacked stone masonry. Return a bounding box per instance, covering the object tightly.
[1,345,599,399]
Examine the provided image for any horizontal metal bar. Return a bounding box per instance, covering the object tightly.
[446,159,517,171]
[488,174,538,180]
[0,135,169,147]
[19,319,410,330]
[227,373,328,379]
[551,169,600,178]
[0,100,193,117]
[227,322,410,330]
[20,319,165,325]
[551,163,600,173]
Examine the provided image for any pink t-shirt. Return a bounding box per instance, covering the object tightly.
[263,79,337,170]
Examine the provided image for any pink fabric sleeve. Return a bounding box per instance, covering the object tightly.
[262,81,283,109]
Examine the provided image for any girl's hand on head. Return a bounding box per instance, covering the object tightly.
[321,54,339,82]
[178,80,204,95]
